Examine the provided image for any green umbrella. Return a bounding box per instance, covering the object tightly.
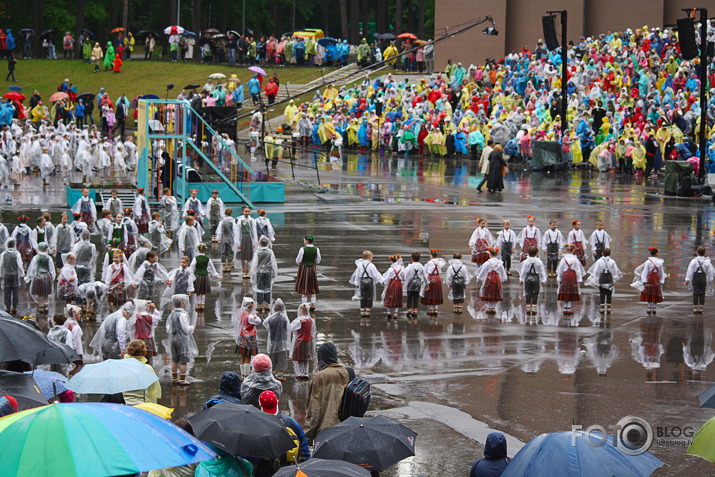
[686,416,715,463]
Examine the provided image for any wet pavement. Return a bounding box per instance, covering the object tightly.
[4,152,715,476]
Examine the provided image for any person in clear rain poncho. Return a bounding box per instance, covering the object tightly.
[250,236,278,313]
[240,353,282,408]
[216,207,237,275]
[71,230,97,287]
[262,298,290,381]
[166,294,197,386]
[0,238,24,314]
[233,297,261,378]
[90,301,135,359]
[25,242,56,313]
[290,303,317,379]
[148,211,172,255]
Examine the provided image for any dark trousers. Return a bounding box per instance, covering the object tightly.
[694,292,705,306]
[257,291,271,305]
[645,154,655,177]
[3,277,18,308]
[360,296,373,309]
[6,69,15,81]
[406,291,420,308]
[501,252,511,271]
[476,174,488,191]
[599,287,612,305]
[113,119,126,140]
[525,293,538,305]
[547,255,559,273]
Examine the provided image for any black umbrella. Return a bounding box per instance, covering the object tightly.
[82,29,95,39]
[32,341,80,366]
[137,30,160,39]
[0,370,49,411]
[0,313,54,363]
[184,83,200,90]
[76,92,95,103]
[20,28,35,36]
[188,402,295,459]
[273,458,371,477]
[313,416,417,472]
[317,37,337,47]
[39,29,56,40]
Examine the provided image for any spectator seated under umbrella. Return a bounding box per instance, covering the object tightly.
[203,371,242,409]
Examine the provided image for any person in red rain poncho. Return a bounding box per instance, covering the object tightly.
[113,53,123,73]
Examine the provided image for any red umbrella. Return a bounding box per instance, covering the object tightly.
[3,92,25,101]
[49,92,69,102]
[397,32,417,39]
[111,27,126,34]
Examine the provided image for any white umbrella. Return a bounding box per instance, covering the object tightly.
[164,25,185,35]
[208,72,226,80]
[66,358,158,394]
[148,120,164,132]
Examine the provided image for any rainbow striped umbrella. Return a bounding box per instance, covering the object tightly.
[0,402,216,477]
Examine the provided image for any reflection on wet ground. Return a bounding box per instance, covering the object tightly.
[4,152,715,476]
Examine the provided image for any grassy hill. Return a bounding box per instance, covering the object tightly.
[9,58,323,104]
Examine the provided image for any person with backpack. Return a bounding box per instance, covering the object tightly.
[250,236,278,313]
[633,247,666,315]
[254,209,276,244]
[588,219,612,262]
[350,250,384,323]
[476,247,508,315]
[445,252,472,314]
[469,431,510,477]
[382,255,406,320]
[495,219,517,276]
[556,244,586,315]
[585,248,623,314]
[684,246,714,314]
[542,219,564,278]
[304,341,351,441]
[403,251,426,323]
[518,245,547,316]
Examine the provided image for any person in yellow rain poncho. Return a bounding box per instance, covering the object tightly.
[370,116,381,151]
[318,116,336,145]
[347,119,360,147]
[323,84,338,102]
[284,100,298,125]
[383,41,398,66]
[31,101,46,123]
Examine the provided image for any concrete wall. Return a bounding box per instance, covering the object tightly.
[433,0,715,71]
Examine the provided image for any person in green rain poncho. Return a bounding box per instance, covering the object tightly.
[104,41,115,71]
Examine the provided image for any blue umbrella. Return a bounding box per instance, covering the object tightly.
[502,432,664,477]
[66,358,158,395]
[25,370,68,400]
[697,382,715,408]
[318,37,337,47]
[8,85,22,93]
[182,31,196,38]
[142,94,160,99]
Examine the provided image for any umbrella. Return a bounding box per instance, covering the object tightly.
[697,382,715,408]
[134,402,173,419]
[208,72,226,80]
[75,92,95,103]
[375,33,396,40]
[203,28,220,35]
[317,37,337,47]
[142,94,159,99]
[3,92,25,101]
[137,30,160,38]
[24,370,68,400]
[0,313,54,362]
[0,370,48,411]
[20,28,35,36]
[39,29,56,40]
[0,403,216,476]
[501,431,664,477]
[212,33,227,40]
[227,30,241,38]
[188,402,296,459]
[686,416,715,462]
[111,27,126,34]
[32,341,81,366]
[148,120,164,132]
[184,83,200,90]
[397,32,417,39]
[313,416,417,472]
[182,30,197,38]
[164,25,185,35]
[129,95,143,108]
[248,66,267,76]
[8,85,22,92]
[414,39,428,46]
[81,29,94,39]
[66,358,158,394]
[274,458,371,477]
[49,92,69,102]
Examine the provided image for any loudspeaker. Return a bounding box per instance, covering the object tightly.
[542,16,559,50]
[678,17,698,60]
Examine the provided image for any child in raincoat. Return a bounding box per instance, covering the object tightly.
[250,236,278,313]
[161,188,180,237]
[445,252,472,314]
[233,297,261,377]
[290,303,316,379]
[557,244,586,315]
[188,243,221,312]
[236,206,257,280]
[349,250,384,321]
[518,245,547,315]
[475,247,507,314]
[216,208,237,275]
[262,298,290,381]
[421,249,446,315]
[102,250,135,311]
[56,252,77,304]
[148,212,172,255]
[382,255,406,320]
[585,248,623,315]
[133,250,171,300]
[25,242,56,313]
[10,215,32,266]
[112,53,122,73]
[166,294,196,386]
[632,247,666,314]
[205,189,226,242]
[684,246,715,314]
[129,299,162,358]
[254,209,276,243]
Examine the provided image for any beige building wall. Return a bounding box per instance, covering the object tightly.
[434,0,715,71]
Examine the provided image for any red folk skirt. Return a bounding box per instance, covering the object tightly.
[481,271,503,302]
[421,273,443,306]
[383,278,403,308]
[521,237,537,261]
[573,242,586,266]
[640,272,663,303]
[472,238,490,265]
[557,269,580,302]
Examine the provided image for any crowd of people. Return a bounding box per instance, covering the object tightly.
[272,23,715,185]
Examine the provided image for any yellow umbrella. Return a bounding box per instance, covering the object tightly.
[133,402,173,419]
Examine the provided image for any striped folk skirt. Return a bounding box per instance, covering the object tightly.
[295,264,319,295]
[557,270,580,302]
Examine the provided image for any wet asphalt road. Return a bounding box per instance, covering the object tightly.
[4,153,715,476]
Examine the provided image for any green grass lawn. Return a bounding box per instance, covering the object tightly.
[9,59,324,104]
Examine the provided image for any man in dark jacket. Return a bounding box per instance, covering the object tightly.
[203,371,242,409]
[469,431,509,477]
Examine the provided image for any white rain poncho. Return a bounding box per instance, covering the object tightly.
[402,261,427,297]
[161,195,179,232]
[349,258,384,301]
[631,257,665,292]
[24,245,56,303]
[127,299,161,346]
[166,294,198,360]
[381,258,406,304]
[585,256,624,291]
[133,260,170,300]
[162,266,195,304]
[254,215,276,243]
[262,298,290,354]
[289,303,317,360]
[89,302,135,359]
[250,244,278,294]
[77,281,108,314]
[232,297,261,347]
[148,220,172,255]
[71,232,97,284]
[684,256,715,296]
[444,258,473,301]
